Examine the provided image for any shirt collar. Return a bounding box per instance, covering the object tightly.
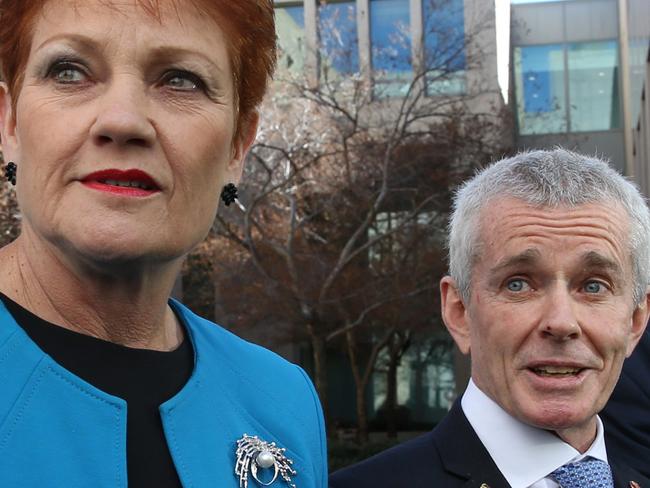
[461,379,608,488]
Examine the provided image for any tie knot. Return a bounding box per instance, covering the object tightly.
[551,458,614,488]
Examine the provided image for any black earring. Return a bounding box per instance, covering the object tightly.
[220,183,238,206]
[4,162,16,186]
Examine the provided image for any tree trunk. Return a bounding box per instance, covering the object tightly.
[386,331,410,438]
[309,329,329,427]
[345,329,369,445]
[355,381,369,445]
[386,347,399,438]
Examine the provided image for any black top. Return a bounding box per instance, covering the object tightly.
[0,293,193,488]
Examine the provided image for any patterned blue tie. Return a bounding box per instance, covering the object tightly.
[551,458,614,488]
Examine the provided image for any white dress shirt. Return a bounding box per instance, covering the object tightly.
[461,379,609,488]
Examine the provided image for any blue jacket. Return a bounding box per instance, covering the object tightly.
[0,299,327,487]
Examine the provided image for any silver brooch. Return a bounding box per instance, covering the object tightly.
[235,434,297,487]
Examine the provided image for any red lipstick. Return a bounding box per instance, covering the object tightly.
[81,169,160,197]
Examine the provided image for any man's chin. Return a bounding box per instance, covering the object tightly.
[520,403,596,437]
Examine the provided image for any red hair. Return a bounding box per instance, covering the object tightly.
[0,0,277,139]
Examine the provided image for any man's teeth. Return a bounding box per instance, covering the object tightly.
[102,179,153,190]
[532,366,582,376]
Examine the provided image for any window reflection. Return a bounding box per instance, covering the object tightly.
[423,0,466,96]
[319,1,359,77]
[276,6,306,75]
[372,332,455,425]
[514,44,567,134]
[514,41,621,135]
[370,0,412,98]
[568,41,620,131]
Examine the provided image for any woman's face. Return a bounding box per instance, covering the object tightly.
[0,0,256,267]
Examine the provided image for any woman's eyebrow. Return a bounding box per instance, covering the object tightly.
[35,33,100,53]
[145,46,226,77]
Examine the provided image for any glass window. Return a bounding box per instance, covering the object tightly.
[319,2,359,77]
[514,44,567,134]
[275,6,306,74]
[568,41,620,132]
[370,0,412,98]
[372,332,455,424]
[423,0,466,95]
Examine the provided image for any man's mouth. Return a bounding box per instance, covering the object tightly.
[530,366,585,377]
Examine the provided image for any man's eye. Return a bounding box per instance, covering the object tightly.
[506,279,528,292]
[162,70,204,91]
[48,62,87,84]
[583,281,604,293]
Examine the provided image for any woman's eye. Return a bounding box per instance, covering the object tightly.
[583,281,604,294]
[162,71,204,92]
[48,62,87,84]
[506,279,528,292]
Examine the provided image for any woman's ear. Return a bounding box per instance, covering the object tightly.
[0,82,18,160]
[227,111,259,183]
[440,276,471,355]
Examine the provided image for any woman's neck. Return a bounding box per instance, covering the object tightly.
[0,235,185,351]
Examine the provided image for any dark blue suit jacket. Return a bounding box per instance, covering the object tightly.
[602,328,650,479]
[329,401,648,488]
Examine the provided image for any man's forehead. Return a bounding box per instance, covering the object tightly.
[474,197,631,271]
[477,197,630,234]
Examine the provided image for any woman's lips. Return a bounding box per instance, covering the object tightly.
[81,169,161,197]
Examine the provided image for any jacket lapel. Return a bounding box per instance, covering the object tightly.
[434,401,511,487]
[611,459,649,488]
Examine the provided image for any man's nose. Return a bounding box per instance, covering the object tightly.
[538,285,581,341]
[89,76,156,148]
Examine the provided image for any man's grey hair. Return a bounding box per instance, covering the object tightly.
[448,148,650,305]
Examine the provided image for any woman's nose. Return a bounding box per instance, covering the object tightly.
[89,76,156,148]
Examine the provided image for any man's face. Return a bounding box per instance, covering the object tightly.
[442,197,648,447]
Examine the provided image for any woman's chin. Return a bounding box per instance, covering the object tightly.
[54,232,187,273]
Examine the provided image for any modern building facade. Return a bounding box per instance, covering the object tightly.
[274,0,509,102]
[625,0,650,193]
[511,0,649,186]
[511,0,626,171]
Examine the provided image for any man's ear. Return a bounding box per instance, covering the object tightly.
[227,111,259,183]
[0,82,18,160]
[440,276,471,355]
[626,287,650,357]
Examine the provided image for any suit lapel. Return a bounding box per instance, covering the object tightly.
[433,401,511,487]
[611,459,649,488]
[431,403,650,488]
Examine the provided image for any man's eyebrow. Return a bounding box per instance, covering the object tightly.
[580,251,623,275]
[489,248,541,274]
